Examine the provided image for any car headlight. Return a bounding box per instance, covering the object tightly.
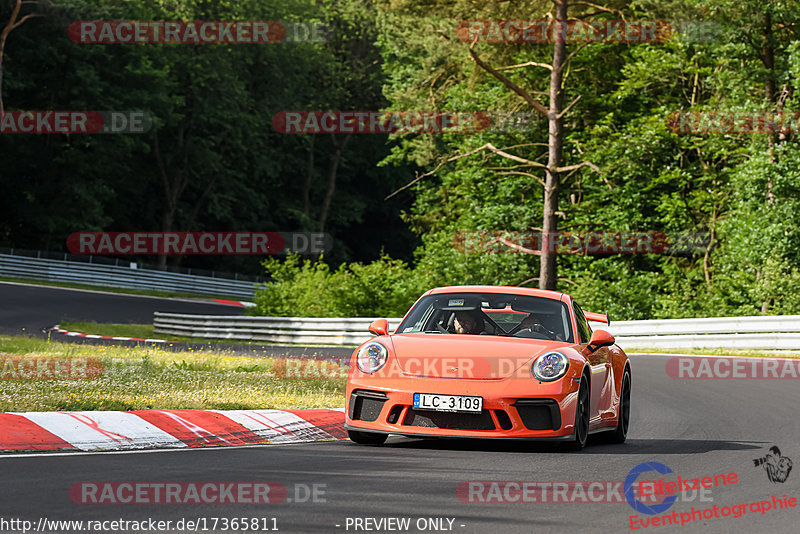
[531,351,569,382]
[356,342,389,373]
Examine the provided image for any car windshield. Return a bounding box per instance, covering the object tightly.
[397,292,574,343]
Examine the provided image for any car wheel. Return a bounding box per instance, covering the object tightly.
[609,370,631,444]
[347,430,387,446]
[567,375,589,451]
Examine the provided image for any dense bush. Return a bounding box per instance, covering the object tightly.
[250,254,429,318]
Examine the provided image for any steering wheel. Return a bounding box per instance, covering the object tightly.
[513,327,552,340]
[511,322,558,340]
[508,323,525,335]
[434,323,449,334]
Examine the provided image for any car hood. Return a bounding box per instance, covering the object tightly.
[388,333,566,379]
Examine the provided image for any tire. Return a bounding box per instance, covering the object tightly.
[609,370,631,444]
[566,375,590,451]
[347,430,387,446]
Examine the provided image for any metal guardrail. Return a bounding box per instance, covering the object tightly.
[153,313,800,350]
[0,253,260,300]
[597,316,800,350]
[154,313,402,345]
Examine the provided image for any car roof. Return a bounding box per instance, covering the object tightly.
[426,285,568,302]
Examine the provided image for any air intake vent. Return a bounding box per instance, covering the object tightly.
[494,409,513,430]
[349,390,388,422]
[512,399,561,431]
[387,405,404,424]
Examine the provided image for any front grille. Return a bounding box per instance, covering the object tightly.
[349,390,387,422]
[402,408,495,430]
[513,399,561,431]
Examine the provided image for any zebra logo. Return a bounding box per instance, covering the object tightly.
[753,446,793,483]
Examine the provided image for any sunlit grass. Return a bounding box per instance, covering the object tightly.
[627,347,800,358]
[0,336,345,412]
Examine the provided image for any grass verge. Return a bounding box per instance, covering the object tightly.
[0,336,345,412]
[627,347,800,358]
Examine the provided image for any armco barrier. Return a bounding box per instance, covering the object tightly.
[153,313,403,346]
[0,253,260,300]
[598,316,800,350]
[153,313,800,350]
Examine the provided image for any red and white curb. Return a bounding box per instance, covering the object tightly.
[0,408,346,452]
[50,325,168,343]
[213,299,256,307]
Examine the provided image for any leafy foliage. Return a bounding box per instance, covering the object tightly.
[251,254,427,317]
[2,0,800,318]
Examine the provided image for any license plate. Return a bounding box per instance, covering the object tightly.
[413,393,483,413]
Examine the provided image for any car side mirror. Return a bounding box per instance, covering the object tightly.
[368,319,389,337]
[583,329,615,354]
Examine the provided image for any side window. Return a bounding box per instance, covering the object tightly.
[572,301,592,344]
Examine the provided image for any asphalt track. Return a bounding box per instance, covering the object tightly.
[0,281,243,335]
[1,354,798,534]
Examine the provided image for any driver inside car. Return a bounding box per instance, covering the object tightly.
[518,313,561,340]
[453,310,485,334]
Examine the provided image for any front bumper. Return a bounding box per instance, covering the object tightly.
[345,377,581,439]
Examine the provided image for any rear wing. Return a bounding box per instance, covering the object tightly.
[584,311,610,325]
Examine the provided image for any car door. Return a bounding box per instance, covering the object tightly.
[573,301,614,426]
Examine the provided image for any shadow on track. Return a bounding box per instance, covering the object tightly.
[378,437,766,455]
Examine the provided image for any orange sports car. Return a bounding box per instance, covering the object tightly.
[345,285,631,450]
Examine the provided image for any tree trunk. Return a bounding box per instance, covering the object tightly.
[539,0,568,291]
[763,10,776,205]
[0,33,5,116]
[0,0,19,117]
[0,0,39,116]
[318,132,352,233]
[153,131,188,270]
[761,10,776,312]
[303,135,315,220]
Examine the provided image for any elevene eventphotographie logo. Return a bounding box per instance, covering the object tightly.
[625,462,728,516]
[625,458,798,530]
